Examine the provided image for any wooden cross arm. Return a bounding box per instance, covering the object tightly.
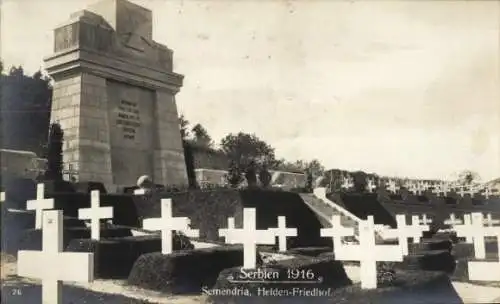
[18,251,94,282]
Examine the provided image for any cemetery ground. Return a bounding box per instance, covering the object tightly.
[2,183,500,303]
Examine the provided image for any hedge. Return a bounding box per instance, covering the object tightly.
[287,247,333,257]
[209,254,352,303]
[73,181,107,194]
[393,250,456,273]
[328,270,456,304]
[66,234,193,279]
[131,189,330,248]
[127,245,263,293]
[18,226,132,252]
[382,239,452,255]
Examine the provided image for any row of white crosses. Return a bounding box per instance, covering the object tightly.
[26,184,114,241]
[143,201,299,261]
[447,212,500,281]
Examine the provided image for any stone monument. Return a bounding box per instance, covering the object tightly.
[44,0,188,191]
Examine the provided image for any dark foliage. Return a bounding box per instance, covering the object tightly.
[244,161,258,188]
[328,270,454,304]
[393,250,456,273]
[127,245,260,293]
[44,122,64,181]
[258,165,272,188]
[287,247,333,257]
[73,181,108,194]
[18,226,132,252]
[67,234,193,279]
[305,170,313,192]
[226,160,244,188]
[182,141,199,188]
[0,70,52,155]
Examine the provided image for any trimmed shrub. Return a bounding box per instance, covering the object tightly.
[392,250,456,273]
[73,182,107,194]
[18,226,132,252]
[2,178,37,210]
[382,239,452,254]
[130,189,329,248]
[42,179,76,194]
[127,245,262,293]
[209,254,352,303]
[329,270,455,304]
[67,234,193,279]
[287,247,333,257]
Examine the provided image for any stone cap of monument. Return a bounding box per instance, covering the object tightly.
[44,0,182,92]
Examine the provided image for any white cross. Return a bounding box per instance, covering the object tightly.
[78,190,113,240]
[444,213,463,226]
[408,183,419,195]
[334,216,404,289]
[320,215,355,251]
[143,199,199,254]
[420,214,433,225]
[366,178,377,193]
[454,212,488,258]
[269,216,297,252]
[219,208,276,269]
[410,215,430,243]
[484,213,500,227]
[441,183,449,196]
[457,186,466,197]
[462,214,474,243]
[27,183,55,229]
[341,176,354,190]
[466,225,500,281]
[483,187,492,199]
[219,217,236,244]
[17,210,94,304]
[382,214,425,256]
[431,183,442,196]
[386,180,399,194]
[467,187,477,198]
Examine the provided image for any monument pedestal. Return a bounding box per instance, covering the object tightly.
[44,0,189,191]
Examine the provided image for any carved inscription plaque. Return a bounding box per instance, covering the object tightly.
[116,100,141,140]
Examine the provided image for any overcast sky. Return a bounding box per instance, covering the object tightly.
[2,0,499,181]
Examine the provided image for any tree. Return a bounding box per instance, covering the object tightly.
[305,169,314,192]
[179,114,190,141]
[33,70,42,80]
[191,123,213,148]
[258,164,272,188]
[44,123,64,181]
[226,160,244,188]
[220,132,276,170]
[457,170,481,185]
[9,65,24,77]
[245,160,258,188]
[304,159,325,178]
